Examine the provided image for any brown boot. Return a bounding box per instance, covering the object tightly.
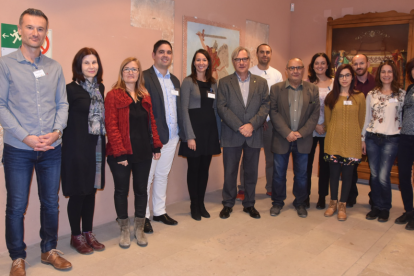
[338,202,347,221]
[70,234,93,254]
[83,232,105,251]
[134,217,148,247]
[324,200,337,217]
[10,258,27,276]
[40,249,72,270]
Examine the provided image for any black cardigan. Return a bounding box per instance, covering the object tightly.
[61,81,106,196]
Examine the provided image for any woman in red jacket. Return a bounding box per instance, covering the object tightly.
[105,57,162,248]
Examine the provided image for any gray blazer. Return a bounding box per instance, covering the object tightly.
[217,73,270,148]
[269,80,320,154]
[180,76,221,141]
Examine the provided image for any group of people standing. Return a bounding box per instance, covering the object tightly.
[1,8,414,276]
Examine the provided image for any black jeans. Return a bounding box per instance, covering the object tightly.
[307,137,330,197]
[329,162,354,202]
[187,155,212,205]
[108,156,152,219]
[67,192,96,236]
[397,134,414,214]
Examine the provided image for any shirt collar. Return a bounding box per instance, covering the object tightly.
[357,72,374,84]
[235,71,250,83]
[153,65,170,79]
[16,47,43,64]
[285,79,303,90]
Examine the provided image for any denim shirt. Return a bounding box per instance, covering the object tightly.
[0,48,68,150]
[152,65,179,140]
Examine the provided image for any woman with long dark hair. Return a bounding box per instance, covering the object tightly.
[323,64,366,221]
[395,58,414,230]
[105,57,162,248]
[306,53,334,209]
[178,49,221,220]
[62,47,106,254]
[362,60,405,222]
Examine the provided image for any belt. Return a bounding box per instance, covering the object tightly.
[367,132,400,138]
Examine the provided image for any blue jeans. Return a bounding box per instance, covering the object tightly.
[365,132,399,211]
[272,141,308,207]
[3,144,62,260]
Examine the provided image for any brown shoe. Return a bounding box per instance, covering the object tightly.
[41,249,72,270]
[10,258,27,276]
[338,202,347,221]
[324,200,337,217]
[83,231,105,251]
[70,234,93,254]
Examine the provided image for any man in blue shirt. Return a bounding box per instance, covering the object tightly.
[0,9,70,275]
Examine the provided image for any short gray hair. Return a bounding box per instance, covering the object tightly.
[286,58,303,68]
[231,46,250,61]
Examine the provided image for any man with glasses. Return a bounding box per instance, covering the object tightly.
[349,54,376,208]
[142,40,184,232]
[236,44,283,201]
[269,58,320,218]
[217,46,270,219]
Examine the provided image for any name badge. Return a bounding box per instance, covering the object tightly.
[171,89,179,96]
[389,98,398,103]
[33,69,45,78]
[208,89,215,99]
[343,101,352,105]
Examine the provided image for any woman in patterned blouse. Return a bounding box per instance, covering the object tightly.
[361,60,405,223]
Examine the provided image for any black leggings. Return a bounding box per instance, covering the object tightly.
[187,155,212,204]
[329,162,354,202]
[67,192,96,236]
[107,156,152,219]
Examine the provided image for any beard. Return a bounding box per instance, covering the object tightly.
[355,68,367,76]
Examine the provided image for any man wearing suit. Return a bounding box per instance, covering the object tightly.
[143,40,184,232]
[269,58,320,218]
[217,46,270,219]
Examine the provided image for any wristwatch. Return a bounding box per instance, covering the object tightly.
[53,129,62,139]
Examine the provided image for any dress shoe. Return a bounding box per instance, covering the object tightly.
[406,218,414,230]
[366,208,381,220]
[236,191,245,201]
[199,203,210,218]
[316,196,325,209]
[378,210,389,222]
[153,213,178,225]
[324,200,337,217]
[305,197,310,209]
[41,249,72,270]
[266,191,272,196]
[346,197,356,208]
[219,206,232,219]
[144,218,153,234]
[270,205,282,216]
[83,231,105,251]
[10,258,26,276]
[243,206,261,219]
[70,234,93,254]
[190,204,201,221]
[296,205,308,218]
[395,213,409,224]
[337,202,347,221]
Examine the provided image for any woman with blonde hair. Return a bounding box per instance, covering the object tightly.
[105,57,162,248]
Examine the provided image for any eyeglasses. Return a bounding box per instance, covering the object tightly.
[234,57,249,63]
[287,66,304,72]
[123,67,139,73]
[339,73,352,79]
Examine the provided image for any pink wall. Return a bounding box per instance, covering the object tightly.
[0,0,292,253]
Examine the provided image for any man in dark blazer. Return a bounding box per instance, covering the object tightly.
[142,40,184,232]
[217,46,270,219]
[269,58,320,218]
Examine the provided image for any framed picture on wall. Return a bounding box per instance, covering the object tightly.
[326,10,414,89]
[182,16,244,82]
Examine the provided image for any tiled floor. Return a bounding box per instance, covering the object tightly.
[1,171,413,276]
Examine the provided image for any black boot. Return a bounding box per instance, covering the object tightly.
[190,203,201,221]
[316,195,326,209]
[199,202,210,218]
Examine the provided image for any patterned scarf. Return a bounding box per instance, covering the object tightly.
[80,78,106,135]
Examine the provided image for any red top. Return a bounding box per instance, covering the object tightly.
[354,73,376,97]
[105,88,162,158]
